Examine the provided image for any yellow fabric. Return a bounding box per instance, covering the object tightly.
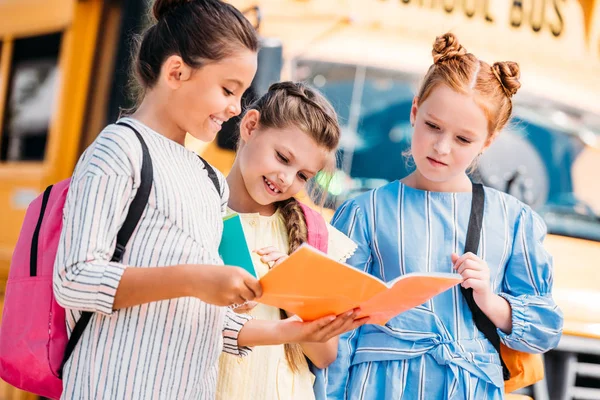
[216,209,357,400]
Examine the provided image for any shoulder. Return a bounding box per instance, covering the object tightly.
[201,158,228,203]
[339,180,401,216]
[482,185,546,233]
[482,185,532,215]
[75,121,144,178]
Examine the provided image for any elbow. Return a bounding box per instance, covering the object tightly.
[313,352,338,369]
[53,274,71,309]
[52,262,98,312]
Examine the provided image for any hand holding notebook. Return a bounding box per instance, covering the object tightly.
[258,245,463,325]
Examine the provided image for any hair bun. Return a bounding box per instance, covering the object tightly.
[152,0,192,20]
[491,61,521,98]
[432,33,467,64]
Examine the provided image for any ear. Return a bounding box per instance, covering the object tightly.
[410,96,419,127]
[239,109,260,143]
[161,55,192,89]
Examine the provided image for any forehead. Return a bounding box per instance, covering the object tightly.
[262,125,330,171]
[196,50,257,89]
[421,84,489,136]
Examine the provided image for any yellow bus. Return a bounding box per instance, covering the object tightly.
[0,0,599,398]
[224,1,600,398]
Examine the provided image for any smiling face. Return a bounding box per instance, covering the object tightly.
[409,84,490,190]
[236,110,330,210]
[168,50,257,142]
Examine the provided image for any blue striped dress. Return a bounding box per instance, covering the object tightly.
[53,118,252,399]
[326,181,563,400]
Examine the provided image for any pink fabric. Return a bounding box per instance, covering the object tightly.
[298,202,329,253]
[0,178,71,399]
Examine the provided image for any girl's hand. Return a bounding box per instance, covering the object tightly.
[278,309,370,344]
[232,301,258,314]
[255,246,288,268]
[191,265,262,307]
[452,252,493,307]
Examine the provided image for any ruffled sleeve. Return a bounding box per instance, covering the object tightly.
[326,223,358,263]
[498,206,564,353]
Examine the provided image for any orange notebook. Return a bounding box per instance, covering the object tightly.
[258,244,463,325]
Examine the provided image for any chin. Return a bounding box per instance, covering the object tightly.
[247,188,272,207]
[189,127,218,143]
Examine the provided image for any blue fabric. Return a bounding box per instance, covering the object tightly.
[326,181,563,400]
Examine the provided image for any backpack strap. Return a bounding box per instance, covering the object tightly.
[59,121,154,378]
[298,202,329,253]
[460,183,511,380]
[197,155,221,199]
[30,185,53,277]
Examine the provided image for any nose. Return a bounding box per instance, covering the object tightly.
[277,170,294,189]
[228,99,241,117]
[433,135,451,155]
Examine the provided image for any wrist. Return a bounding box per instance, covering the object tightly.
[180,264,199,297]
[473,290,496,313]
[276,318,300,345]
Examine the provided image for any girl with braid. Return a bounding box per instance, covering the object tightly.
[218,81,362,400]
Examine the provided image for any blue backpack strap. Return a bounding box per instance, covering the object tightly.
[59,121,153,378]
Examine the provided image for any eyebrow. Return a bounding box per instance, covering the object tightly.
[425,112,478,138]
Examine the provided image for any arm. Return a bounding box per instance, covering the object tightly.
[237,310,366,348]
[300,338,339,369]
[496,207,563,353]
[53,132,260,314]
[113,264,261,310]
[52,136,141,315]
[452,253,513,333]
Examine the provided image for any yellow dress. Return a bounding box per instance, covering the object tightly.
[216,209,357,400]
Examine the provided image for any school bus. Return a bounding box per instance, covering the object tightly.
[0,0,599,398]
[221,1,600,398]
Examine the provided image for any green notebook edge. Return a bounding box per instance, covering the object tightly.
[219,213,258,278]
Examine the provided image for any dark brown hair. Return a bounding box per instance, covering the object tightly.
[132,0,258,101]
[243,81,341,371]
[418,32,521,139]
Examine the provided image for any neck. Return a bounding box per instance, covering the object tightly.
[131,91,187,145]
[227,160,277,216]
[402,170,473,192]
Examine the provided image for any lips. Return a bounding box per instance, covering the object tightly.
[263,176,281,195]
[427,157,448,167]
[210,115,225,131]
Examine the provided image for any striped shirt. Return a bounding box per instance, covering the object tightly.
[53,118,251,399]
[326,181,564,399]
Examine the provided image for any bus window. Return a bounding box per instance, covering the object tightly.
[0,32,61,162]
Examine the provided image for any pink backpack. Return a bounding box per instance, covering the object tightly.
[298,202,328,253]
[0,122,154,399]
